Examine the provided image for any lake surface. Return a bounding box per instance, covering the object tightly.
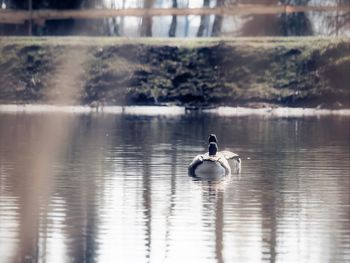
[0,111,349,263]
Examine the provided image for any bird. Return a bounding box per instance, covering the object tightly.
[188,142,231,180]
[1,1,6,9]
[208,134,241,172]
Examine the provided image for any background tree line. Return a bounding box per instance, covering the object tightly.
[0,0,349,36]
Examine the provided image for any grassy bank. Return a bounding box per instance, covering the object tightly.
[0,37,349,108]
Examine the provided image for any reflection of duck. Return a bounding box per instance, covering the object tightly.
[208,134,241,172]
[188,142,231,179]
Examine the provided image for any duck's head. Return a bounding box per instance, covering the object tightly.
[208,134,218,143]
[209,142,218,156]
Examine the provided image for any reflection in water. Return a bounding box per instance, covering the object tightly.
[0,113,349,262]
[0,113,76,262]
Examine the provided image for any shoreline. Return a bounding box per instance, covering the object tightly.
[1,104,349,117]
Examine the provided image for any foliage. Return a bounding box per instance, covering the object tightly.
[0,44,54,102]
[1,37,348,108]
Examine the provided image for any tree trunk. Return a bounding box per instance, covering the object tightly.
[197,0,210,37]
[111,0,119,36]
[120,0,126,35]
[168,0,177,37]
[28,0,32,35]
[140,0,154,37]
[184,0,190,36]
[212,0,225,36]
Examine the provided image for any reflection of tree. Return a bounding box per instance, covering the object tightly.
[58,115,109,262]
[142,147,152,260]
[197,182,225,263]
[2,113,350,261]
[0,115,77,261]
[165,133,178,255]
[118,115,155,259]
[215,188,224,263]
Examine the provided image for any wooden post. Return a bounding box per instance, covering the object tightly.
[28,0,32,35]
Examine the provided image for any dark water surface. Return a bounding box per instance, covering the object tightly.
[0,112,349,263]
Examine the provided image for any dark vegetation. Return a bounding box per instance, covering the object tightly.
[0,43,54,102]
[0,37,349,108]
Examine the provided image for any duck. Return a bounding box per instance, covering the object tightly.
[188,142,231,179]
[208,134,241,172]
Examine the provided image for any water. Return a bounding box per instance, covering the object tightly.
[0,112,349,263]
